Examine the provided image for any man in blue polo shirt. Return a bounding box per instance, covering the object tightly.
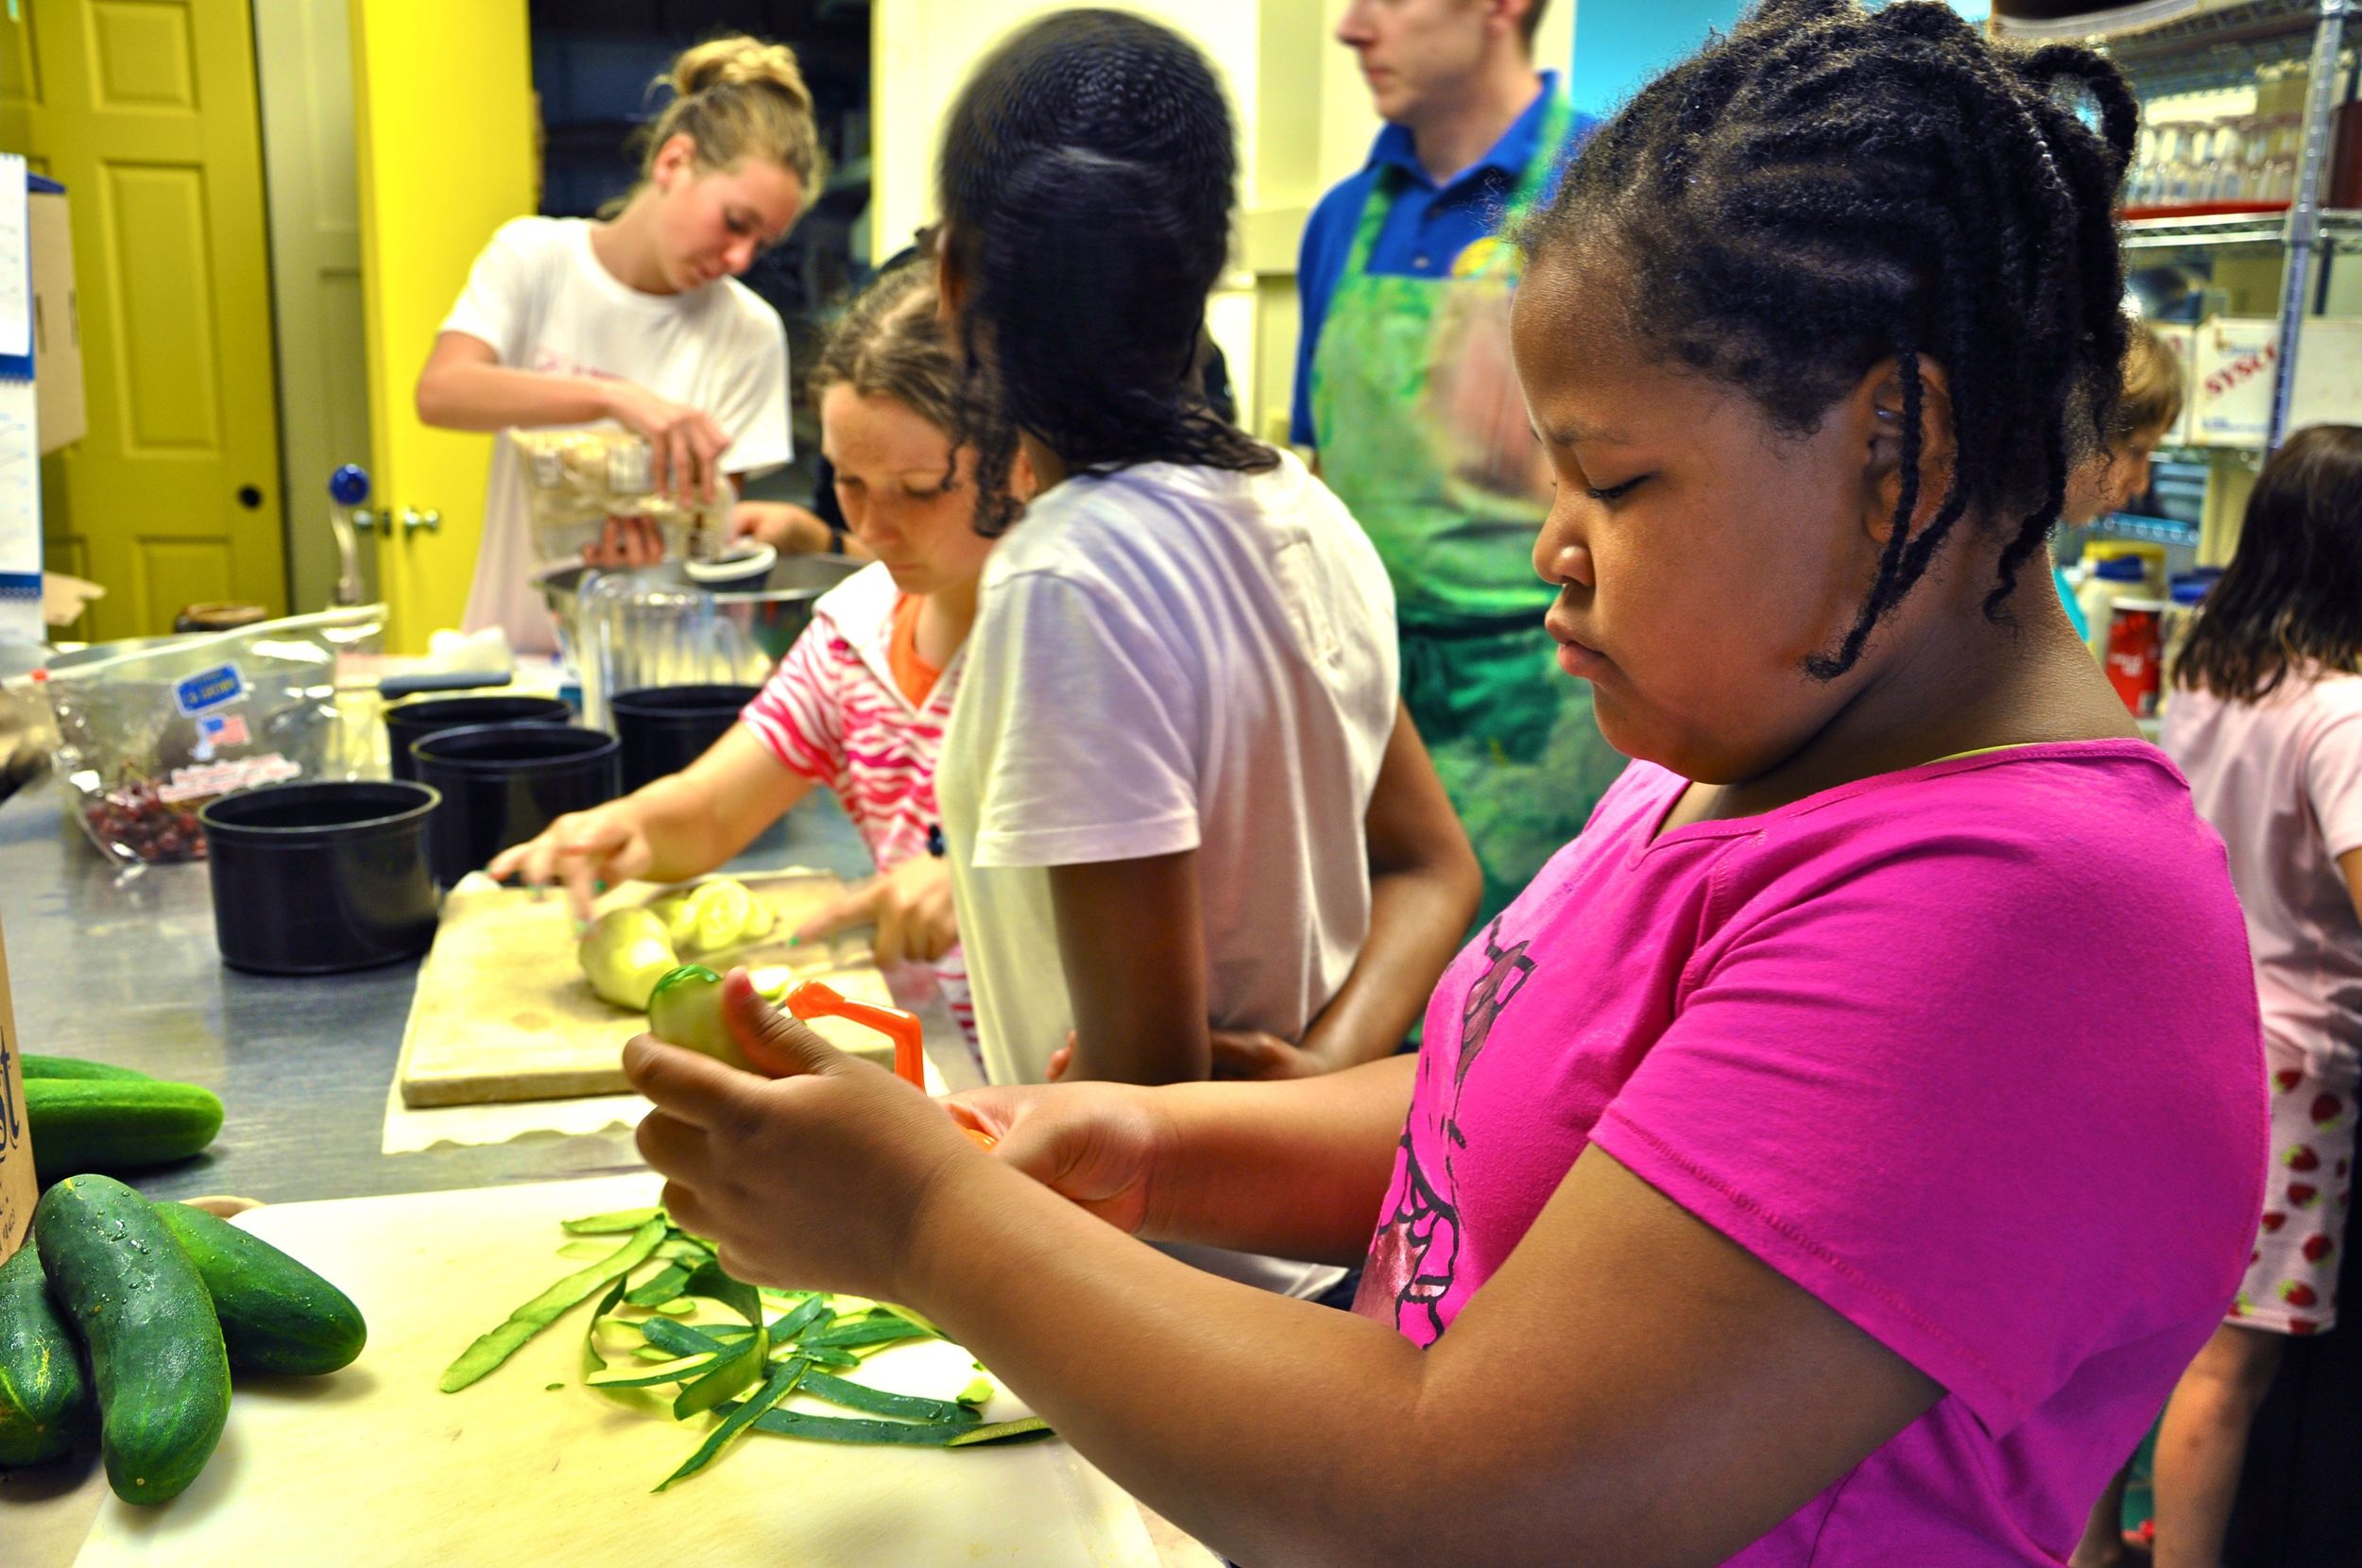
[1295,0,1618,923]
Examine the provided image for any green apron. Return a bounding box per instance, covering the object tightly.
[1309,94,1623,922]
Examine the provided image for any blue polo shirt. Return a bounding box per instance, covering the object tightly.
[1290,72,1593,447]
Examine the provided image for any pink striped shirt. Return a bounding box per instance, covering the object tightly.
[740,564,975,1053]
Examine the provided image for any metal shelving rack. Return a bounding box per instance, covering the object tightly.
[2003,0,2356,450]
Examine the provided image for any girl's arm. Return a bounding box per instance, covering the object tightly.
[489,725,812,918]
[1049,849,1213,1084]
[1291,703,1480,1072]
[1050,705,1478,1083]
[415,332,735,503]
[955,1055,1416,1263]
[628,1005,1943,1568]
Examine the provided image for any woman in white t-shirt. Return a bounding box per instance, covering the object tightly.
[928,14,1481,1121]
[418,36,834,654]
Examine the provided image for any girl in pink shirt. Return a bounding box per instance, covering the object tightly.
[2150,425,2362,1568]
[624,5,2266,1563]
[495,265,992,1036]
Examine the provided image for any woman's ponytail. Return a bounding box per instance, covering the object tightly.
[638,34,825,191]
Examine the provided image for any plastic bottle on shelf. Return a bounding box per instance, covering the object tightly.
[2078,555,2148,663]
[2158,570,2221,707]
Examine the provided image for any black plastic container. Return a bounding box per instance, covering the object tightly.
[199,780,441,975]
[384,693,573,783]
[412,722,622,888]
[608,684,762,793]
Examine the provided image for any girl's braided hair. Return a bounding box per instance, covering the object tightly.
[1524,0,2137,677]
[936,9,1276,536]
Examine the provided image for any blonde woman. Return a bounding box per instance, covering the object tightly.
[418,36,834,654]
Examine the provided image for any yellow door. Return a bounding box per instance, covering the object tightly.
[350,0,535,654]
[0,0,286,639]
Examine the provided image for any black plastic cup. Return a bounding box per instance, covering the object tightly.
[384,693,573,783]
[412,723,622,888]
[199,781,441,975]
[608,685,762,793]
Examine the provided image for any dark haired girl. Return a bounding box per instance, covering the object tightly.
[2148,424,2362,1568]
[626,4,2264,1560]
[921,8,1479,1117]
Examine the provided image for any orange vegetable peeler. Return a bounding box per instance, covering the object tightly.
[782,979,995,1149]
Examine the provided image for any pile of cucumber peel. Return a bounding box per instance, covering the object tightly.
[440,1206,1049,1491]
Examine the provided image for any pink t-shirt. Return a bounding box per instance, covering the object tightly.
[2165,671,2362,1081]
[740,564,974,1052]
[1355,742,2266,1565]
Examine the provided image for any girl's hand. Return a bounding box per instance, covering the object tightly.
[602,382,735,505]
[1208,1029,1327,1081]
[944,1080,1176,1236]
[487,805,653,922]
[793,857,959,968]
[625,970,984,1298]
[584,515,667,569]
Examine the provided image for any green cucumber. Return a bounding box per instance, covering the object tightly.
[647,965,750,1068]
[0,1242,94,1466]
[20,1055,151,1082]
[35,1176,231,1504]
[148,1202,366,1375]
[26,1079,224,1186]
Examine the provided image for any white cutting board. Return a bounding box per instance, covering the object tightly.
[397,874,896,1108]
[71,1175,1159,1568]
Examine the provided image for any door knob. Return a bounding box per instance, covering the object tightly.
[236,485,265,510]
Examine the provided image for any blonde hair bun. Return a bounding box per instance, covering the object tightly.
[670,36,814,116]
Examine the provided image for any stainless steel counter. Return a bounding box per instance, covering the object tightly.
[0,775,873,1204]
[2,775,1222,1568]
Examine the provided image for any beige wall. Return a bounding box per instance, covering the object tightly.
[871,0,1575,448]
[255,0,374,612]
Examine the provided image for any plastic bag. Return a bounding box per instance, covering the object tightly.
[43,605,388,865]
[511,427,729,569]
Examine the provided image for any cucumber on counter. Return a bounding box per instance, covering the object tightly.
[0,1243,94,1466]
[35,1176,231,1504]
[26,1078,224,1187]
[149,1203,367,1376]
[20,1054,151,1082]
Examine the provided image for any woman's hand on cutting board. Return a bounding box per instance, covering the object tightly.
[488,806,652,924]
[625,968,989,1301]
[792,856,959,968]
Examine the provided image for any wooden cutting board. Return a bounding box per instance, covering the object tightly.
[70,1174,1160,1567]
[397,875,897,1107]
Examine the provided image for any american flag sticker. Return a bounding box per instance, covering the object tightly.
[199,712,249,748]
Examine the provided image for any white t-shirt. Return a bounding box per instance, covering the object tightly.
[439,216,792,653]
[2165,669,2362,1082]
[940,452,1398,1081]
[940,453,1397,1302]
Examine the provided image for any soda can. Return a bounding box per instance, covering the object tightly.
[2105,598,2166,718]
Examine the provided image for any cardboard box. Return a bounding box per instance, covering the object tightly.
[2148,321,2197,448]
[29,188,83,454]
[2188,315,2362,448]
[0,916,32,1261]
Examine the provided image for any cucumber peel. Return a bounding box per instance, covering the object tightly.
[450,1205,1053,1488]
[441,1218,664,1392]
[657,1355,808,1492]
[560,1207,661,1236]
